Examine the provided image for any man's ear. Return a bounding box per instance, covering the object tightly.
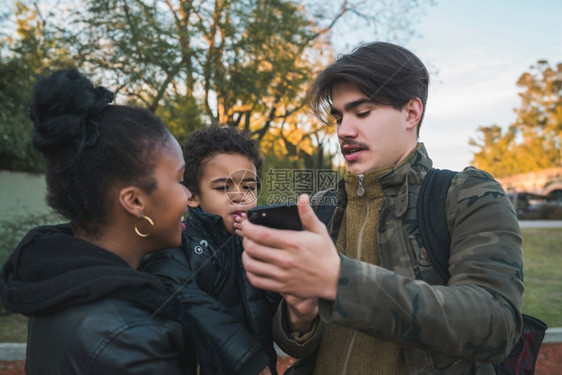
[119,186,145,217]
[405,98,423,129]
[187,193,200,209]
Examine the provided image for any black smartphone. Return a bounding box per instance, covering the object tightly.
[247,204,303,230]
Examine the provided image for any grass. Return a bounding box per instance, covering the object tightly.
[0,313,27,343]
[0,227,560,342]
[520,227,562,328]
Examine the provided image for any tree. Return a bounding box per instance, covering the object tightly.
[2,0,433,171]
[515,61,562,163]
[470,60,562,177]
[64,0,432,165]
[0,2,75,172]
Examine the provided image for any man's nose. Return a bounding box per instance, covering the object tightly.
[337,115,358,139]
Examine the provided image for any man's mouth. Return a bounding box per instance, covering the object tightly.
[341,143,368,162]
[342,145,365,155]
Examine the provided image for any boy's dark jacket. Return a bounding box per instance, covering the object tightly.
[141,209,281,375]
[0,224,195,375]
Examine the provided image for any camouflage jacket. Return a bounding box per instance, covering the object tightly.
[274,143,524,374]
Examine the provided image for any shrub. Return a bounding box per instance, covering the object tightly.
[519,203,562,220]
[0,211,63,266]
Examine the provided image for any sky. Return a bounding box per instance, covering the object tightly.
[334,0,562,171]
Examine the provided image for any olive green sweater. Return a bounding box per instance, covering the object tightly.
[313,168,407,375]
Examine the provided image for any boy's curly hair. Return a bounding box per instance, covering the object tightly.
[183,125,264,195]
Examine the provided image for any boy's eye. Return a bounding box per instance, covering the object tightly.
[243,184,256,191]
[215,186,229,191]
[356,111,370,118]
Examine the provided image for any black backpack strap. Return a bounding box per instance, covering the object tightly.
[416,168,457,282]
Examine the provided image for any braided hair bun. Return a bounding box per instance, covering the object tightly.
[30,68,114,160]
[28,68,173,236]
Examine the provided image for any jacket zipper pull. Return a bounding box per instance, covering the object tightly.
[357,174,365,196]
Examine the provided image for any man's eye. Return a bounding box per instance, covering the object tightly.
[215,186,228,191]
[243,185,256,191]
[356,111,370,118]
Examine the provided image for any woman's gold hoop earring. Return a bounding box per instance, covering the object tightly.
[134,215,154,238]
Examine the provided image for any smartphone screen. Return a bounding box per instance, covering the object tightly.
[247,204,303,230]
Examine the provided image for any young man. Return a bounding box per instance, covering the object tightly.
[236,42,524,374]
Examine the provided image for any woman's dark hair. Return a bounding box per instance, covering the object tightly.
[182,125,264,195]
[30,68,172,235]
[307,41,430,134]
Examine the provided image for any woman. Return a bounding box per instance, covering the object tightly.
[0,69,195,374]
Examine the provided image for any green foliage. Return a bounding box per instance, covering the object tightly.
[0,210,63,266]
[1,0,432,172]
[519,204,562,220]
[0,1,76,172]
[155,95,204,147]
[0,3,43,172]
[471,61,562,177]
[0,75,44,172]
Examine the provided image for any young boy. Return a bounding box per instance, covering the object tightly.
[141,126,280,375]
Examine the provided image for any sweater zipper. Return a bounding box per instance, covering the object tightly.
[357,174,365,196]
[343,174,369,373]
[342,331,358,375]
[356,173,368,260]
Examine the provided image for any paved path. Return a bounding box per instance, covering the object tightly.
[3,327,561,360]
[519,220,562,228]
[0,344,25,361]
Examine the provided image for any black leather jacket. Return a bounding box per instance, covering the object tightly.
[0,224,196,375]
[141,209,281,375]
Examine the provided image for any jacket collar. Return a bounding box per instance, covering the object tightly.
[0,224,166,316]
[335,143,433,217]
[380,142,432,191]
[185,208,238,246]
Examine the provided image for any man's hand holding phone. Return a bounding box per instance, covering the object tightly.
[235,194,340,302]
